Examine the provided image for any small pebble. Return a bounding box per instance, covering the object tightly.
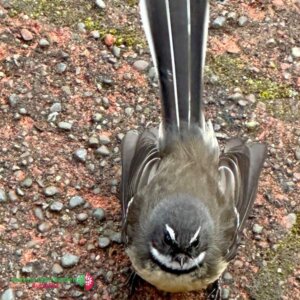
[58,121,72,130]
[19,108,27,115]
[212,16,226,28]
[20,28,33,41]
[95,0,106,9]
[16,188,24,196]
[148,67,158,81]
[0,189,7,202]
[69,196,85,208]
[15,291,23,298]
[22,264,33,274]
[110,231,122,244]
[295,147,300,160]
[56,63,67,74]
[125,107,134,116]
[34,207,44,220]
[99,135,111,145]
[110,179,118,186]
[62,86,72,95]
[234,260,244,268]
[105,271,114,283]
[8,94,19,107]
[221,288,230,299]
[89,136,99,147]
[21,177,33,188]
[123,73,132,80]
[104,34,115,47]
[50,103,62,113]
[117,133,125,141]
[8,190,18,201]
[96,146,110,156]
[291,47,300,58]
[91,30,100,39]
[282,213,297,230]
[44,186,58,197]
[61,253,80,268]
[39,38,50,47]
[48,111,58,122]
[112,46,121,58]
[227,12,237,21]
[228,92,243,102]
[98,237,111,248]
[102,77,113,85]
[52,263,63,274]
[215,132,229,139]
[74,148,87,163]
[77,213,88,222]
[266,38,276,48]
[93,208,106,221]
[1,288,15,300]
[245,94,256,104]
[92,113,103,122]
[252,223,263,234]
[238,16,248,27]
[0,9,6,19]
[37,222,52,233]
[238,100,248,107]
[223,272,233,284]
[133,60,149,71]
[245,121,259,130]
[257,101,267,110]
[50,201,64,212]
[77,22,86,33]
[102,97,110,109]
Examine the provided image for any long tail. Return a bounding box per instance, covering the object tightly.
[140,0,209,140]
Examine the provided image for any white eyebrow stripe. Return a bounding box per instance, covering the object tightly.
[190,226,201,244]
[165,224,176,241]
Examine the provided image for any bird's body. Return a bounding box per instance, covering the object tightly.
[121,0,267,295]
[124,129,230,292]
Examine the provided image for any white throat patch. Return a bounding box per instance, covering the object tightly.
[150,245,206,271]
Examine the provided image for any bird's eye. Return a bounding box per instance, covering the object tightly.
[190,238,200,248]
[164,231,173,245]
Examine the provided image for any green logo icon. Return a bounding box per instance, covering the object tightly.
[75,274,85,287]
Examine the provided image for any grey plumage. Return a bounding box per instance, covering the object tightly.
[121,0,267,294]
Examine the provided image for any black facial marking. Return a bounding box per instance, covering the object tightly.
[164,230,173,246]
[190,237,200,248]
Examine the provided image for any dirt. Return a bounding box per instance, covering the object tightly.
[0,0,299,299]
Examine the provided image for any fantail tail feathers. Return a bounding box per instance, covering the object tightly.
[140,0,209,138]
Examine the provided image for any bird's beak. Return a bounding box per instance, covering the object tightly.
[174,254,188,268]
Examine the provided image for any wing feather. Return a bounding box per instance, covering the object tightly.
[220,138,267,260]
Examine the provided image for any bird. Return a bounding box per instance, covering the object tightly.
[120,0,267,297]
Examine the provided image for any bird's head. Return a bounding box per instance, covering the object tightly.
[145,194,214,274]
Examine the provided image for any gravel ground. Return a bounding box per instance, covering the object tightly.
[0,0,299,299]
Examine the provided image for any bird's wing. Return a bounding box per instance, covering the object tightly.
[121,130,140,213]
[219,138,267,260]
[121,128,161,242]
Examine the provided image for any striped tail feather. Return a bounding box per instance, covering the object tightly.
[140,0,209,142]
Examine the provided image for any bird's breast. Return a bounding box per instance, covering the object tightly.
[126,247,228,293]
